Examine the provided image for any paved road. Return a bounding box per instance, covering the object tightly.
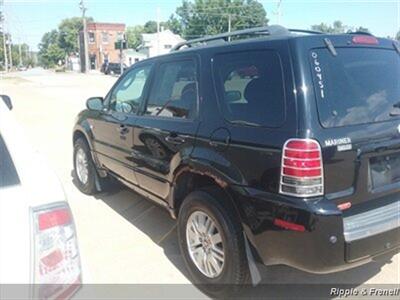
[1,69,398,292]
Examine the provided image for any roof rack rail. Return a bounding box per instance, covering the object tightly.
[288,28,324,35]
[172,25,323,51]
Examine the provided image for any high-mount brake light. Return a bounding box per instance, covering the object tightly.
[352,35,378,45]
[31,203,81,299]
[279,139,324,197]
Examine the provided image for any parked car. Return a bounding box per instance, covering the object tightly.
[72,26,400,297]
[17,65,28,71]
[101,62,127,75]
[0,95,81,299]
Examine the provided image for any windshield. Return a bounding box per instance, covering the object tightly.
[310,48,400,128]
[0,134,20,188]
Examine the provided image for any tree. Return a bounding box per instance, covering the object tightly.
[354,26,370,33]
[311,21,369,34]
[396,29,400,41]
[38,30,64,67]
[126,18,183,49]
[58,17,86,54]
[143,20,158,33]
[38,17,93,67]
[174,0,268,39]
[165,14,183,35]
[0,33,34,70]
[311,21,348,34]
[126,25,144,49]
[0,34,5,70]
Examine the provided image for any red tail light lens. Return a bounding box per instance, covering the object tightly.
[31,203,81,299]
[279,139,324,197]
[352,35,378,45]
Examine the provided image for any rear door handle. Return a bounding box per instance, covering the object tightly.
[118,125,129,135]
[165,135,185,145]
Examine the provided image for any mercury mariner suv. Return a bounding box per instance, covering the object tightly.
[72,25,400,296]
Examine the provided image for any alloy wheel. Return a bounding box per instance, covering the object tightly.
[186,211,225,278]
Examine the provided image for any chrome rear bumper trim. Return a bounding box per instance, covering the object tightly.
[343,200,400,242]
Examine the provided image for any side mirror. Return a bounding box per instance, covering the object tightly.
[0,95,13,110]
[86,97,104,111]
[225,90,242,103]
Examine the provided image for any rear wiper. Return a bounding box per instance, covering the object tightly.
[389,103,400,116]
[389,110,400,117]
[324,38,337,57]
[230,120,262,127]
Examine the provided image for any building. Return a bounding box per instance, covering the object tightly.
[85,22,126,70]
[138,29,184,58]
[123,49,147,67]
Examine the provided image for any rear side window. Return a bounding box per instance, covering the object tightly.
[0,134,20,188]
[310,48,400,128]
[213,50,285,127]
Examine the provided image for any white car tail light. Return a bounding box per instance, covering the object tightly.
[31,202,81,299]
[279,139,324,197]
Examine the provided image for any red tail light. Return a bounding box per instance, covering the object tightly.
[352,35,378,45]
[31,203,81,299]
[279,139,324,197]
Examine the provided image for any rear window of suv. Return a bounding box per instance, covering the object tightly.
[310,48,400,128]
[0,134,20,187]
[213,50,285,127]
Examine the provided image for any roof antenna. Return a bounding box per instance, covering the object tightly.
[324,38,337,56]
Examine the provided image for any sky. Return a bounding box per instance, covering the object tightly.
[2,0,400,51]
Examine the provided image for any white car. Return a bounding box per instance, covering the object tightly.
[0,95,82,299]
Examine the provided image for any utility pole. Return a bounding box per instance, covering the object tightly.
[79,0,89,73]
[119,37,123,74]
[7,33,12,70]
[0,0,8,72]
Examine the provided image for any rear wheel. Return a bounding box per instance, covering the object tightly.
[178,186,250,297]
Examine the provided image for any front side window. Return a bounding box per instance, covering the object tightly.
[109,65,152,114]
[213,50,285,127]
[145,60,198,119]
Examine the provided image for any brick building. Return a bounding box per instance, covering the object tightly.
[85,22,126,70]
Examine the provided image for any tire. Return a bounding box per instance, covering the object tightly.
[73,138,100,195]
[178,186,250,298]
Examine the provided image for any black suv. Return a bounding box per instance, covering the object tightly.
[101,62,128,75]
[73,25,400,296]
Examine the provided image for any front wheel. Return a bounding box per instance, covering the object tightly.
[177,187,250,297]
[73,138,100,195]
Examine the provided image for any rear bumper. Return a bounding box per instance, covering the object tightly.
[231,186,400,274]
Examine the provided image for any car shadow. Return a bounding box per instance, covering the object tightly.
[74,177,396,299]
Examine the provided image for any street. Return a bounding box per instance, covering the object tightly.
[1,69,398,289]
